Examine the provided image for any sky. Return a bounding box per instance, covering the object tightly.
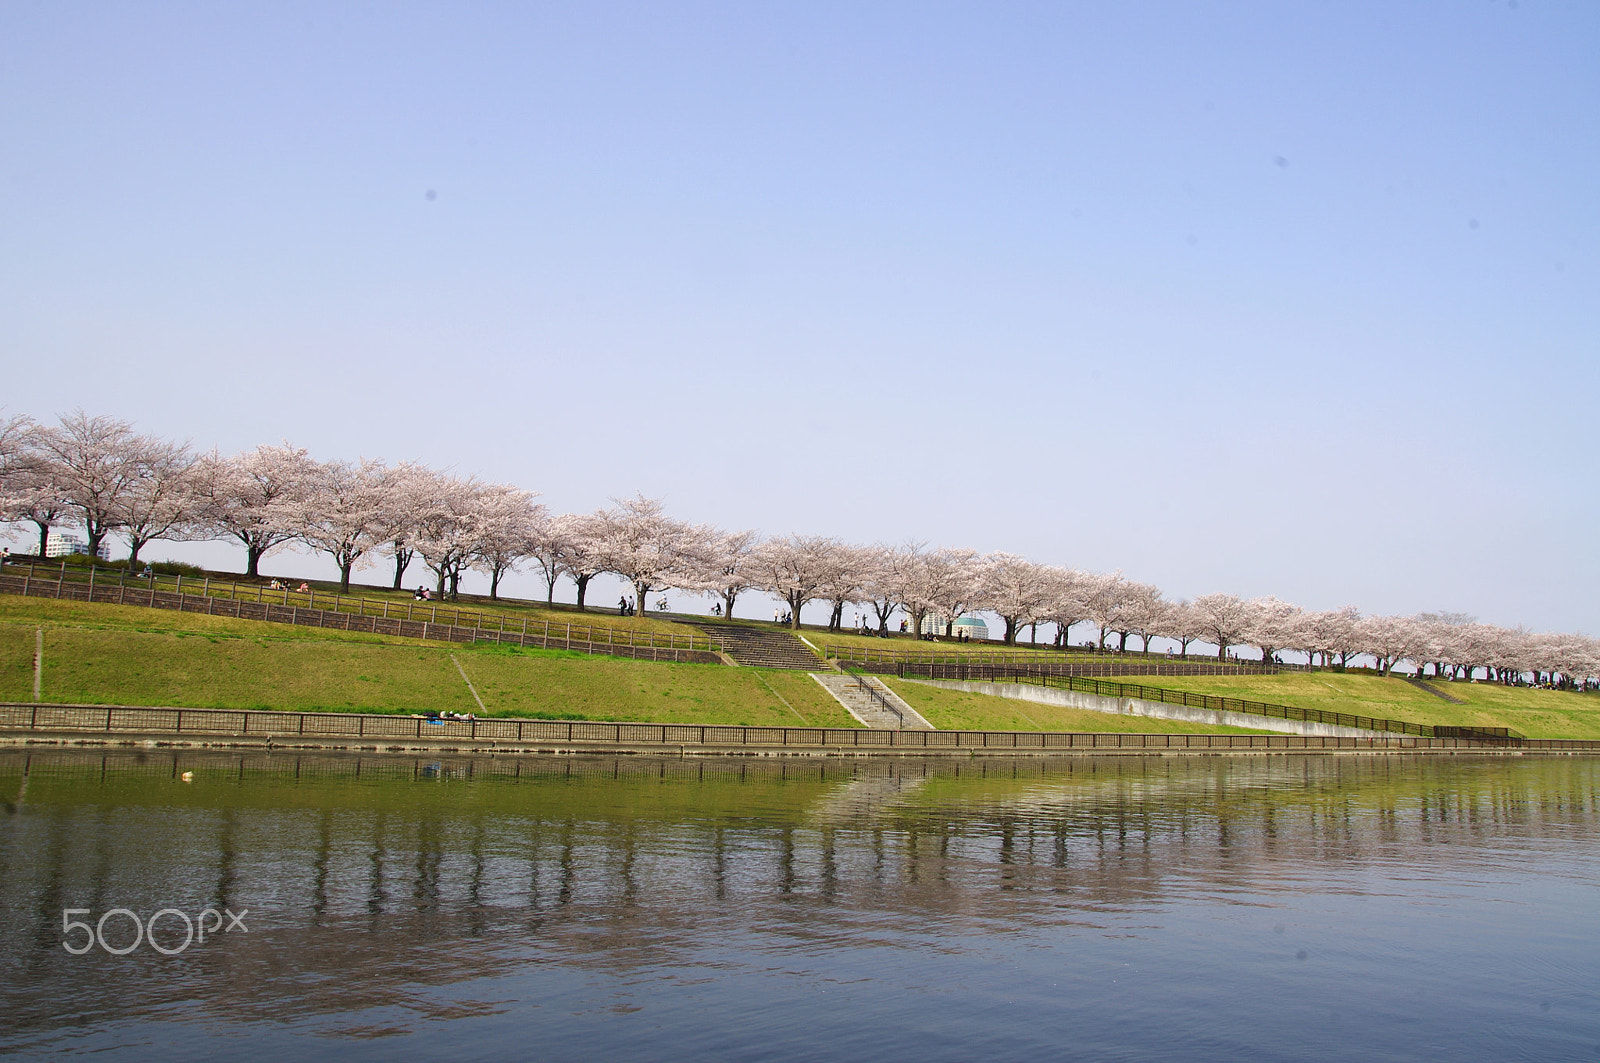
[2,1,1596,634]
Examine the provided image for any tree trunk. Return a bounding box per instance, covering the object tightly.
[340,562,353,594]
[829,601,843,632]
[722,589,739,619]
[33,520,50,559]
[489,568,502,600]
[128,537,146,567]
[392,549,412,590]
[244,541,263,578]
[1003,617,1017,644]
[574,573,592,609]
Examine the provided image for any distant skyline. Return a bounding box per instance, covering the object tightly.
[3,2,1595,634]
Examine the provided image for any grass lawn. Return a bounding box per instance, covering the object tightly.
[9,562,707,641]
[0,598,856,728]
[1110,671,1600,740]
[884,678,1275,735]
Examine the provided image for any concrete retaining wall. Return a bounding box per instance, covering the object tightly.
[906,679,1401,739]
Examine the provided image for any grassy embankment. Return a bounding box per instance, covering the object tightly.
[0,597,850,727]
[1088,671,1600,741]
[0,596,1272,734]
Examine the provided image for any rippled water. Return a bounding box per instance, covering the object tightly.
[0,751,1596,1061]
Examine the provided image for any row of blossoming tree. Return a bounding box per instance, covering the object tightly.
[1,411,1595,687]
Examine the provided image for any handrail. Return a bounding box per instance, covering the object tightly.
[846,669,904,729]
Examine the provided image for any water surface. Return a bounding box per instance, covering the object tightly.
[1,751,1596,1061]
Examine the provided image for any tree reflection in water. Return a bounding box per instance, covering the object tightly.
[0,751,1596,1058]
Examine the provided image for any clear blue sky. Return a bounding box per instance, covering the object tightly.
[3,1,1596,633]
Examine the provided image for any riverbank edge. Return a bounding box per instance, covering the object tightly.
[3,721,1594,758]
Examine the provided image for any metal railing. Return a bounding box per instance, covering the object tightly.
[0,562,721,664]
[827,644,1282,680]
[822,640,1302,672]
[846,670,905,728]
[4,703,1591,753]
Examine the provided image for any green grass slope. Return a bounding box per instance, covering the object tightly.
[0,596,1282,735]
[0,598,853,728]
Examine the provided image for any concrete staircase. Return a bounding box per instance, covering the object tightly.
[1404,676,1466,704]
[696,625,829,671]
[810,673,934,730]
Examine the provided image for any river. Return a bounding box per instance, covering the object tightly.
[1,750,1595,1061]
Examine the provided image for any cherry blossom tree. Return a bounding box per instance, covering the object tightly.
[817,541,870,632]
[1085,573,1132,651]
[0,416,69,557]
[410,470,487,598]
[526,510,572,604]
[856,544,904,634]
[1244,596,1302,665]
[1358,614,1415,675]
[32,412,180,559]
[1040,567,1097,649]
[919,547,981,637]
[1115,582,1166,654]
[752,534,843,629]
[471,484,545,599]
[378,462,434,590]
[1191,593,1254,662]
[189,444,317,578]
[1297,606,1362,669]
[294,458,392,593]
[590,495,705,615]
[0,413,33,508]
[1154,599,1206,657]
[976,552,1054,645]
[557,513,609,610]
[874,542,936,638]
[118,442,199,568]
[693,528,763,620]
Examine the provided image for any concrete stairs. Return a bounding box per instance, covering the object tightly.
[810,673,934,730]
[1404,677,1466,704]
[696,624,829,671]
